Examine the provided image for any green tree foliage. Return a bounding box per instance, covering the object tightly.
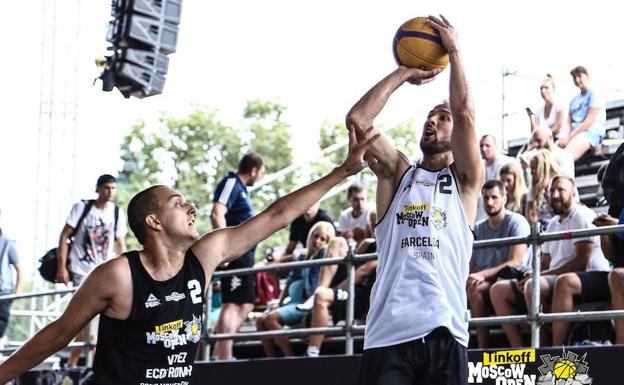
[117,101,294,255]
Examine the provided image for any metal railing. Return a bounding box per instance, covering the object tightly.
[3,224,624,362]
[205,223,624,358]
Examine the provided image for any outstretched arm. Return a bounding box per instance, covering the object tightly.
[192,128,379,271]
[428,15,483,224]
[0,261,123,382]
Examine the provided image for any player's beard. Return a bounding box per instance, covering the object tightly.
[420,137,452,155]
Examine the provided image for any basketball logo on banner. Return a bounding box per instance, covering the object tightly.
[536,349,593,385]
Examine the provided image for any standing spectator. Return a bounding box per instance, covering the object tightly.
[56,174,127,366]
[269,201,335,264]
[527,74,568,140]
[490,175,609,347]
[499,162,528,214]
[468,180,530,348]
[0,210,23,350]
[211,152,264,361]
[337,183,374,247]
[558,66,606,160]
[255,221,334,357]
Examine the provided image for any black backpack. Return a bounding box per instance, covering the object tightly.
[38,200,119,283]
[602,143,624,206]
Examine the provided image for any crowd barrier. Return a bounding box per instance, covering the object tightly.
[206,223,624,358]
[3,223,624,365]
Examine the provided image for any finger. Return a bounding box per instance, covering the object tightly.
[347,126,358,151]
[427,15,444,27]
[440,14,452,27]
[358,133,381,152]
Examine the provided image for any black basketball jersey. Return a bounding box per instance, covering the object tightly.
[91,250,206,385]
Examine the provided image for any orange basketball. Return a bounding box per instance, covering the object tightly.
[393,17,449,71]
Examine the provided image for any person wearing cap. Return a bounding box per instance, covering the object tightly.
[56,174,127,366]
[557,65,606,160]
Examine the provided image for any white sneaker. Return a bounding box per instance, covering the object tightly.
[296,295,315,312]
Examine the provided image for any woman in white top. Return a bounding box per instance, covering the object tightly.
[527,74,568,140]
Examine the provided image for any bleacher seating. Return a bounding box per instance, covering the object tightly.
[506,99,624,209]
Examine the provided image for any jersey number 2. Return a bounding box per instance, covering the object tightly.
[188,280,202,304]
[438,174,452,195]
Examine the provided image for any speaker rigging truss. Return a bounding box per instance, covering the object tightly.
[99,0,182,98]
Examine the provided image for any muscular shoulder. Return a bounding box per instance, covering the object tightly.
[89,255,133,318]
[88,255,132,299]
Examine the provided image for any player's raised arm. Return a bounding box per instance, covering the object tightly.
[192,127,379,270]
[428,15,483,219]
[346,66,439,182]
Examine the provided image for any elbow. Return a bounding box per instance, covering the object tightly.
[345,111,370,137]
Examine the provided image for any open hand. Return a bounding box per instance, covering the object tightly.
[427,15,459,53]
[339,126,380,176]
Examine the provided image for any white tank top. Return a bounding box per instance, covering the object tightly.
[364,163,473,349]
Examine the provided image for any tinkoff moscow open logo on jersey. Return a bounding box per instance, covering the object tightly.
[469,349,537,384]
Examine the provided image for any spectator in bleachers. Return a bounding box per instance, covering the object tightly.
[337,183,374,248]
[468,180,530,348]
[521,127,575,178]
[557,66,606,161]
[480,135,517,182]
[525,149,560,229]
[499,162,528,214]
[526,74,568,140]
[491,175,609,347]
[255,221,335,357]
[268,201,335,264]
[478,135,517,222]
[296,238,377,357]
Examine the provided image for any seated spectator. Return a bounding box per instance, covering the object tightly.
[525,149,560,229]
[490,175,609,347]
[337,183,374,247]
[255,221,335,357]
[557,66,606,161]
[296,239,377,357]
[499,162,528,214]
[526,74,568,140]
[477,135,518,222]
[268,200,335,264]
[468,180,530,348]
[520,127,575,179]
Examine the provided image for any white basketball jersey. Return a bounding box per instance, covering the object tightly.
[364,163,473,349]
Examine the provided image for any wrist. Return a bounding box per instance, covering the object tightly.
[448,47,458,55]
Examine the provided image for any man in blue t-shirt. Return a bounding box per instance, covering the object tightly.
[468,180,530,348]
[210,152,265,360]
[558,65,606,161]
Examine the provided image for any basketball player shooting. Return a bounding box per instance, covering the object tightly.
[346,15,483,385]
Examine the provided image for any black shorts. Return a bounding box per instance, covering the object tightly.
[330,286,371,323]
[575,271,611,303]
[220,250,256,304]
[359,327,467,385]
